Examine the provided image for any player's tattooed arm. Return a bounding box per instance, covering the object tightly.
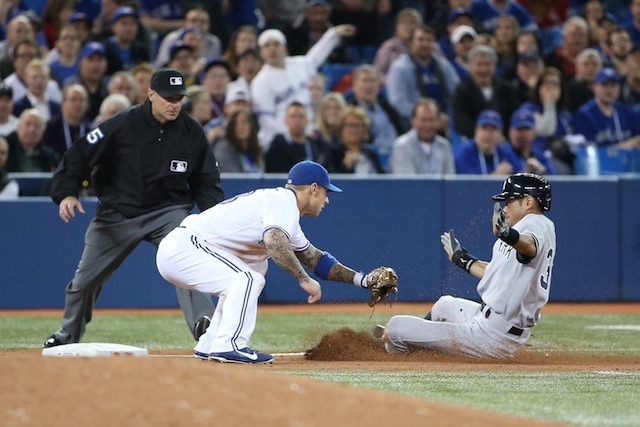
[263,228,310,282]
[296,244,358,284]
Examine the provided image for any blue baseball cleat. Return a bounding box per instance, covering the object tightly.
[209,347,274,364]
[193,350,210,360]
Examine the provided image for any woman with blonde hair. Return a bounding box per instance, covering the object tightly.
[331,106,384,174]
[313,92,346,147]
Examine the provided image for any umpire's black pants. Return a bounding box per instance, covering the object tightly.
[52,203,214,343]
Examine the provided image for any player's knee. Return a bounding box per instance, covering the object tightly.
[246,271,266,290]
[385,316,404,341]
[431,295,454,320]
[384,316,410,353]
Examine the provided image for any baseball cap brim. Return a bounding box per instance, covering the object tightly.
[324,183,342,193]
[156,88,189,98]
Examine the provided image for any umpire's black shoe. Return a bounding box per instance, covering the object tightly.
[43,335,65,348]
[194,316,211,340]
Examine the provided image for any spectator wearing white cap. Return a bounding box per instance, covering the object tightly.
[450,25,477,79]
[438,7,475,61]
[224,84,251,117]
[250,24,356,150]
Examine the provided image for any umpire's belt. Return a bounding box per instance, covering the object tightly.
[483,306,524,337]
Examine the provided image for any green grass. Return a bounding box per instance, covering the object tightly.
[280,370,640,427]
[2,310,640,426]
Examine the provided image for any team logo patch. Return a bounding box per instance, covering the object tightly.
[169,77,183,86]
[170,160,188,172]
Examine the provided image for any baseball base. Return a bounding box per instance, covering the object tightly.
[42,343,149,358]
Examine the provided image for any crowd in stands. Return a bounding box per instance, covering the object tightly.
[2,0,640,198]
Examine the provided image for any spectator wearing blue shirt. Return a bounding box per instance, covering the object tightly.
[387,25,459,122]
[105,7,150,75]
[504,108,556,175]
[471,0,537,34]
[47,25,81,85]
[455,109,518,175]
[574,67,640,148]
[139,0,185,37]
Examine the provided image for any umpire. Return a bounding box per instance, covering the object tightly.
[43,68,224,348]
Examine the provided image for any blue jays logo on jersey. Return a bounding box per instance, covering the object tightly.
[170,160,188,173]
[274,86,295,105]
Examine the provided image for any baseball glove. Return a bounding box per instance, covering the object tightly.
[365,267,399,307]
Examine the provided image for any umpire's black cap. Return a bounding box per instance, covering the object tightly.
[150,68,189,98]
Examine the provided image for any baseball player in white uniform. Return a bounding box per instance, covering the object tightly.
[251,25,356,150]
[156,161,380,364]
[377,173,556,359]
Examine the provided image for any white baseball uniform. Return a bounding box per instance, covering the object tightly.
[251,28,342,150]
[156,187,309,354]
[384,213,556,358]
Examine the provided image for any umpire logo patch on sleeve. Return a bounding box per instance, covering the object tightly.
[170,160,188,173]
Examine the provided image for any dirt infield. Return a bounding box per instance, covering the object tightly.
[2,303,639,426]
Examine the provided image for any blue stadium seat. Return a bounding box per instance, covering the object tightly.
[574,146,640,175]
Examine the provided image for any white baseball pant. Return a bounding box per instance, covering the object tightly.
[156,227,268,353]
[384,296,530,359]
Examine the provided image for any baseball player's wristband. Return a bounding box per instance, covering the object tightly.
[314,251,338,280]
[353,272,366,288]
[500,228,520,246]
[452,249,478,273]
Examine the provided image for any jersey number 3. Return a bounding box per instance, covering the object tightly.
[540,248,553,290]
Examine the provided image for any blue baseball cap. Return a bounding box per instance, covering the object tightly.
[476,110,503,130]
[595,67,620,84]
[68,12,91,25]
[169,41,195,60]
[510,109,535,129]
[448,8,473,25]
[79,42,106,60]
[287,161,342,192]
[111,6,138,24]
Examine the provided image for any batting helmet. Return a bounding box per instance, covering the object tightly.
[492,173,552,211]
